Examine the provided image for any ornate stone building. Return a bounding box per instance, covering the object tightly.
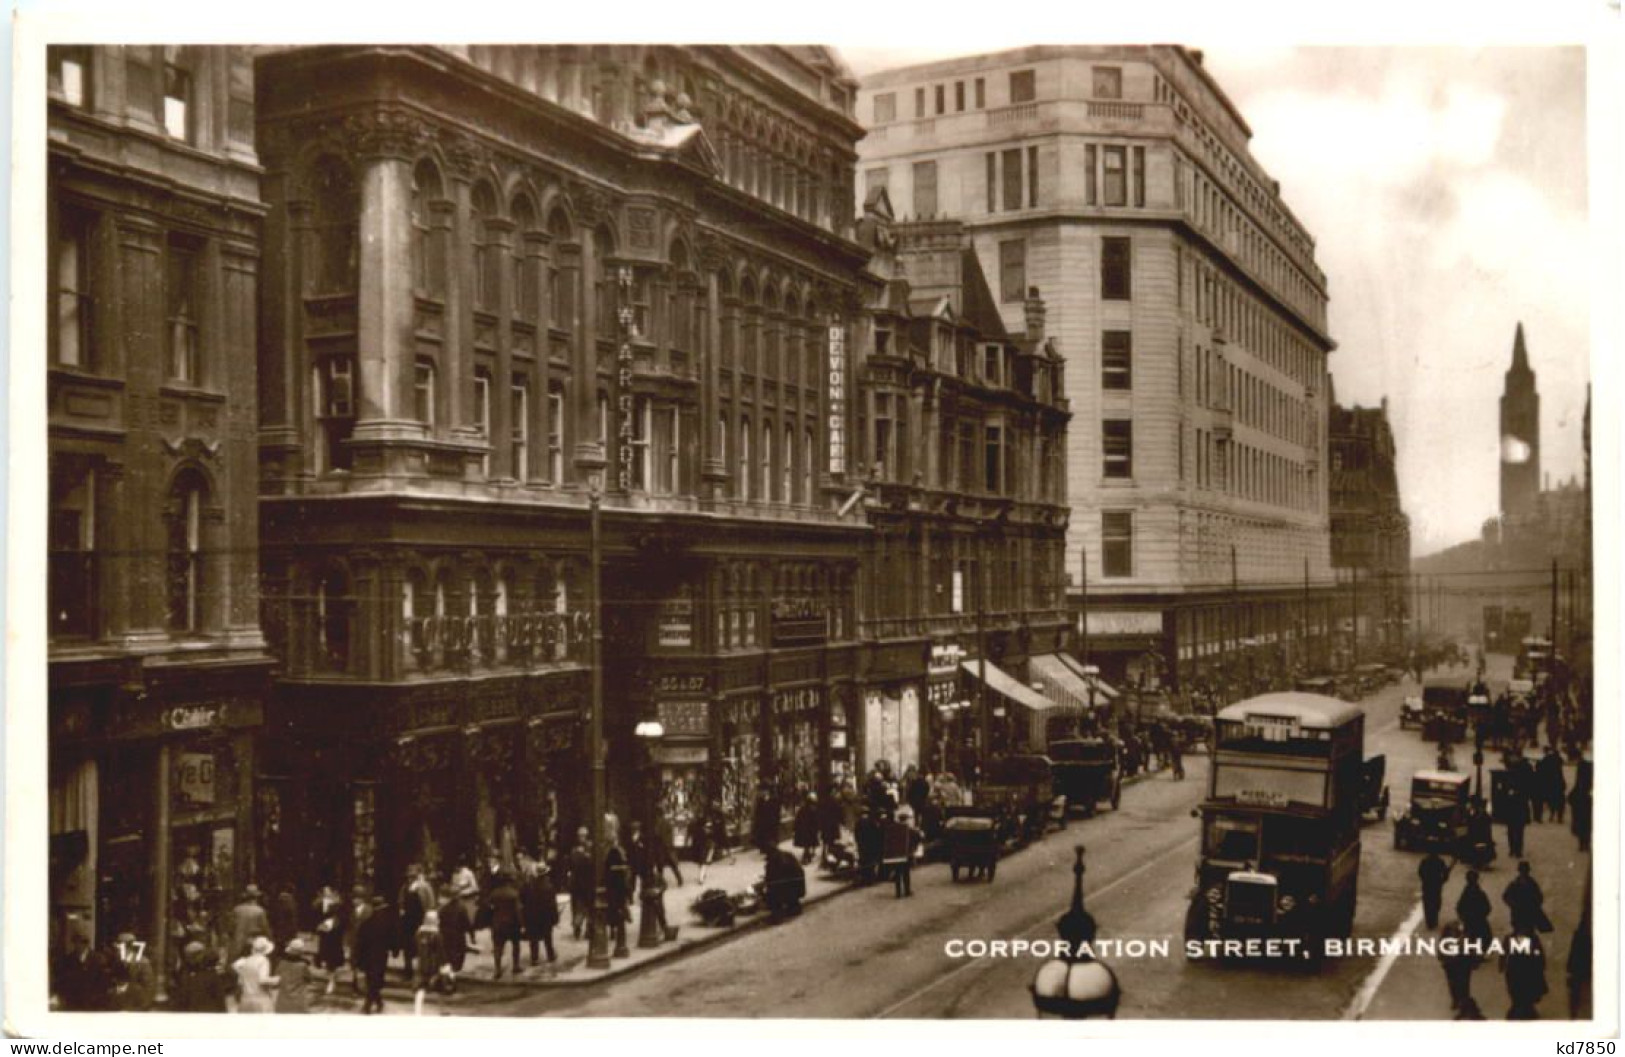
[1328,391,1411,663]
[852,196,1073,777]
[253,45,872,892]
[46,45,273,977]
[856,46,1342,693]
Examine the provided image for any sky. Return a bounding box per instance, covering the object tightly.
[843,44,1593,559]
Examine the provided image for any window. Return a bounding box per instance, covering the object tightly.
[309,156,359,295]
[162,56,191,141]
[864,167,889,199]
[472,368,490,474]
[955,81,965,111]
[49,463,97,638]
[411,161,446,297]
[873,394,893,479]
[49,46,91,108]
[1102,237,1132,300]
[166,475,205,633]
[912,160,938,217]
[1009,69,1036,104]
[783,425,795,502]
[54,211,92,368]
[935,84,945,115]
[1028,146,1039,207]
[1103,419,1133,478]
[985,153,997,213]
[873,92,896,123]
[1093,66,1123,99]
[984,424,1003,494]
[1002,149,1022,211]
[1103,511,1133,577]
[1132,146,1146,207]
[1102,330,1132,390]
[653,405,679,494]
[547,384,565,483]
[597,391,609,449]
[761,421,774,500]
[1103,146,1127,206]
[982,344,1004,387]
[314,357,356,472]
[418,360,440,428]
[471,185,499,313]
[804,427,815,503]
[511,198,539,322]
[1085,145,1098,206]
[511,377,529,480]
[957,421,976,492]
[166,240,201,383]
[974,78,986,109]
[915,87,925,118]
[999,240,1026,304]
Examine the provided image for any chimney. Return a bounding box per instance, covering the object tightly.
[1024,286,1046,342]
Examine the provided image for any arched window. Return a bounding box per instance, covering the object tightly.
[739,277,758,378]
[308,156,358,296]
[166,471,207,633]
[718,271,736,374]
[547,207,577,334]
[718,415,729,487]
[510,194,540,323]
[411,159,446,298]
[471,183,501,313]
[738,416,751,500]
[402,567,429,670]
[783,292,801,388]
[594,226,617,338]
[761,287,780,383]
[804,426,815,503]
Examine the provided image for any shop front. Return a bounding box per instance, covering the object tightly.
[650,674,712,853]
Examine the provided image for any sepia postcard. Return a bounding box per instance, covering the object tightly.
[5,0,1618,1042]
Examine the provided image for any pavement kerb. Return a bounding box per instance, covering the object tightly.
[387,764,1171,996]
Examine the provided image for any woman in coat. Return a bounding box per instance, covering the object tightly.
[311,884,346,993]
[171,940,232,1013]
[273,938,312,1014]
[435,894,471,992]
[487,873,523,980]
[231,936,279,1014]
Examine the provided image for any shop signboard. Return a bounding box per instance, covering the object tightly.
[175,753,216,806]
[657,598,695,648]
[657,699,709,738]
[827,318,846,475]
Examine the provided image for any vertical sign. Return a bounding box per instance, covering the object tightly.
[616,266,636,491]
[827,318,846,475]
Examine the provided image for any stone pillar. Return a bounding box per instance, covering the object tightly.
[701,260,726,492]
[351,128,417,432]
[573,199,605,476]
[488,217,516,477]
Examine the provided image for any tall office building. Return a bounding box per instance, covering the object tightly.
[857,46,1341,692]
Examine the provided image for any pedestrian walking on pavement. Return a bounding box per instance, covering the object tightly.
[1569,760,1592,852]
[354,896,392,1015]
[271,886,300,955]
[1503,783,1529,858]
[170,940,233,1013]
[230,885,272,962]
[1456,870,1493,945]
[397,864,431,978]
[231,936,280,1014]
[1539,746,1567,823]
[604,824,633,957]
[1418,851,1451,930]
[883,808,918,899]
[345,884,371,995]
[793,793,821,866]
[1170,734,1186,780]
[412,910,448,1016]
[312,884,346,993]
[487,871,523,979]
[273,937,312,1014]
[1502,861,1553,934]
[751,789,780,854]
[651,815,685,888]
[1567,906,1591,1019]
[1437,920,1484,1019]
[451,861,481,938]
[521,860,560,966]
[856,809,883,886]
[1513,754,1542,823]
[1501,929,1548,1019]
[436,893,471,992]
[817,788,845,866]
[568,827,595,939]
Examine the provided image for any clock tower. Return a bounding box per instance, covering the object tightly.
[1499,322,1540,520]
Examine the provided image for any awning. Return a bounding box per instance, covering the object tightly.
[960,659,1055,712]
[1029,653,1107,711]
[1056,653,1120,700]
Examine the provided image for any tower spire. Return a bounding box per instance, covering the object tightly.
[1511,321,1531,374]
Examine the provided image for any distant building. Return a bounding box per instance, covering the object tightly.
[856,46,1341,693]
[1414,325,1589,659]
[852,192,1074,776]
[1328,392,1411,662]
[46,46,273,976]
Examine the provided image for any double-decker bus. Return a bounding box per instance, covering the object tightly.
[1185,693,1365,961]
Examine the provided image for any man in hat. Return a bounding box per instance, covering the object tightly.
[397,864,433,979]
[113,932,156,1011]
[354,895,393,1014]
[1502,861,1553,934]
[230,884,272,961]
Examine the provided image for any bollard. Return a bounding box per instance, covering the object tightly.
[637,888,666,950]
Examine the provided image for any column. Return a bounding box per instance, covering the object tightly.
[573,211,604,475]
[152,743,172,998]
[701,263,726,488]
[352,141,416,433]
[488,217,516,477]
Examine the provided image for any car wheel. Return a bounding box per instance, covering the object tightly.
[950,864,960,883]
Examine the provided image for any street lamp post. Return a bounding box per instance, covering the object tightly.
[1030,845,1120,1019]
[586,482,611,970]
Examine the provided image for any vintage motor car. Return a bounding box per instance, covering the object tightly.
[1393,770,1472,852]
[1399,694,1425,730]
[1048,737,1123,816]
[943,811,999,882]
[977,754,1061,844]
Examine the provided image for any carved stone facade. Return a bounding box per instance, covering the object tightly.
[46,45,272,982]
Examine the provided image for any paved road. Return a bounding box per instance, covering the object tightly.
[431,661,1584,1020]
